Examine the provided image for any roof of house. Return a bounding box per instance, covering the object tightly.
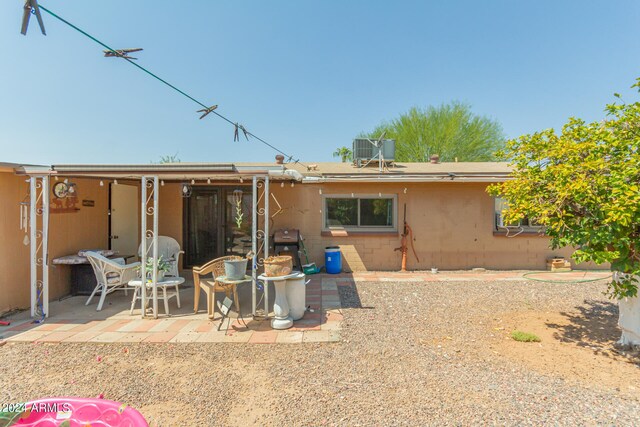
[8,161,512,183]
[281,161,511,175]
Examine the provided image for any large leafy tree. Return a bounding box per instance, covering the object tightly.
[363,102,505,162]
[488,80,640,299]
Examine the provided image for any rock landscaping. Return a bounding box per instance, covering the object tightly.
[1,277,638,426]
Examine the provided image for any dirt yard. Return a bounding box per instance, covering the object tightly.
[1,278,639,426]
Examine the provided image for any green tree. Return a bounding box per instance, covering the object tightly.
[362,102,505,162]
[333,146,353,163]
[488,79,640,299]
[157,153,180,164]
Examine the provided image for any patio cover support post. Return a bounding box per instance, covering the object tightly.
[152,176,159,318]
[42,175,49,317]
[264,176,269,315]
[250,175,270,317]
[29,175,49,318]
[140,176,147,317]
[252,176,257,316]
[140,176,160,319]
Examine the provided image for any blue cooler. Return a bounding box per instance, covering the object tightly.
[325,246,341,274]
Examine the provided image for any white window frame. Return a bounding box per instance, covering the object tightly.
[494,197,543,232]
[323,194,397,232]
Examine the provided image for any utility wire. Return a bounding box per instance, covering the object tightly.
[38,4,306,167]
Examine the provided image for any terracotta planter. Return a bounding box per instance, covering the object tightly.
[264,255,293,277]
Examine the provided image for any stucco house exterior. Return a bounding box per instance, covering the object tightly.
[0,159,588,315]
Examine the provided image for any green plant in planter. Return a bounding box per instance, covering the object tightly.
[137,255,171,280]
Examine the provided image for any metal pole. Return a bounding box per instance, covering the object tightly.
[264,176,270,316]
[140,176,147,318]
[42,175,49,317]
[29,177,37,317]
[251,176,257,316]
[152,176,159,319]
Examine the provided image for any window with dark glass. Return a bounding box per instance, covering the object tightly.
[494,197,543,231]
[324,196,395,229]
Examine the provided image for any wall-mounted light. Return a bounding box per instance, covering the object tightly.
[161,180,165,186]
[319,189,322,195]
[63,178,68,184]
[403,187,407,194]
[191,179,195,185]
[114,179,118,185]
[281,182,284,188]
[99,180,104,187]
[290,182,295,188]
[207,178,211,184]
[240,177,244,184]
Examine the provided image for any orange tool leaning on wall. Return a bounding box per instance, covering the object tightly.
[394,203,419,272]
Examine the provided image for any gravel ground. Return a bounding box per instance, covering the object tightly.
[2,279,639,426]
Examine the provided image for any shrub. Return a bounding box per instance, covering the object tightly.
[511,330,541,343]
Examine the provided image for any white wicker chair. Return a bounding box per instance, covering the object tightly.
[138,236,184,277]
[85,252,141,311]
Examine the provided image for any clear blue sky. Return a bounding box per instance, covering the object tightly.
[1,1,639,165]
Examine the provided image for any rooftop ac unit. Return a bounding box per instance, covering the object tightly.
[352,138,396,164]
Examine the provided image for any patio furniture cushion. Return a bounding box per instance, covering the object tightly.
[52,255,89,265]
[77,249,116,257]
[106,272,122,284]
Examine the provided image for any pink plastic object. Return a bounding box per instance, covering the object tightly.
[11,397,148,427]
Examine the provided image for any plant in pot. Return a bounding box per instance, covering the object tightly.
[137,256,171,282]
[224,251,254,280]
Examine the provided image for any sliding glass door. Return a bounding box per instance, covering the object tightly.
[184,186,252,267]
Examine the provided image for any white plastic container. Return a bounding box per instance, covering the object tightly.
[285,273,306,321]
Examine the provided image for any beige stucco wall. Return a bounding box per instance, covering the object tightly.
[0,172,31,314]
[268,182,585,272]
[0,173,109,314]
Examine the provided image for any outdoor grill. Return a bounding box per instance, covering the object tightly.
[273,228,301,270]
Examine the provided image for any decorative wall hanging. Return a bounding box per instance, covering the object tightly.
[181,183,192,198]
[50,182,80,213]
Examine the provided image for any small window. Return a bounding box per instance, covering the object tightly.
[494,198,543,231]
[324,195,396,230]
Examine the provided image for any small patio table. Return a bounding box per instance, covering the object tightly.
[128,276,185,317]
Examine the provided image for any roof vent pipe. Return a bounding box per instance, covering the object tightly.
[430,154,440,164]
[275,155,285,165]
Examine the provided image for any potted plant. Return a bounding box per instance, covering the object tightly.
[137,256,171,282]
[224,251,254,280]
